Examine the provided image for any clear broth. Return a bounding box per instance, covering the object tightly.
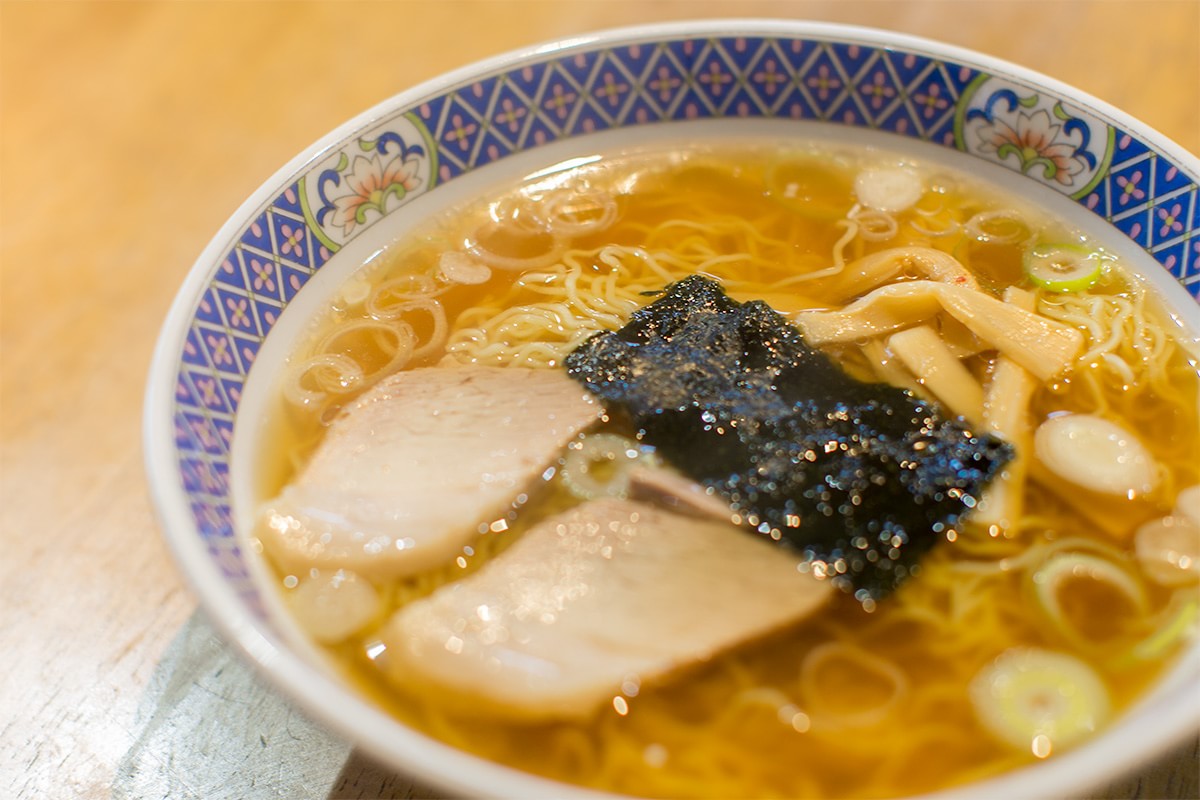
[257,141,1200,798]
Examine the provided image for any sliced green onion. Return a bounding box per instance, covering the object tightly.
[1175,485,1200,527]
[560,433,654,500]
[970,647,1109,754]
[854,166,925,213]
[1031,552,1148,652]
[1134,514,1200,587]
[1127,594,1199,663]
[1024,242,1106,292]
[288,569,381,644]
[1033,414,1159,498]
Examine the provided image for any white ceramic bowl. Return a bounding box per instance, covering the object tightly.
[145,19,1200,799]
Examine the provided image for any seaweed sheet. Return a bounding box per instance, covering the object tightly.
[565,276,1012,602]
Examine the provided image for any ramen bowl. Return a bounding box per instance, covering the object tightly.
[145,19,1200,799]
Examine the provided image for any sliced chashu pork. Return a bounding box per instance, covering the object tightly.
[381,497,832,717]
[627,465,736,522]
[257,366,603,578]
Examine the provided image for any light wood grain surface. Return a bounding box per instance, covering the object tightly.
[1,2,1197,798]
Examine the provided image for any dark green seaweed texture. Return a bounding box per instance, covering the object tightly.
[565,276,1012,602]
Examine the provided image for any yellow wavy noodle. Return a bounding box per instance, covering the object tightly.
[260,143,1200,799]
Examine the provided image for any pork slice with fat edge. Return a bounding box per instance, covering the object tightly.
[381,497,832,717]
[257,366,604,578]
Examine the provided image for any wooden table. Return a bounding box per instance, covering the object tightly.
[2,2,1197,798]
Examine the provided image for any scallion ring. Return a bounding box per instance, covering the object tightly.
[1024,242,1106,292]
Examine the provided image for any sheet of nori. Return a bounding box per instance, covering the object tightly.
[565,275,1012,602]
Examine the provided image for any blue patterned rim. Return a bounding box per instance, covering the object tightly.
[145,20,1200,799]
